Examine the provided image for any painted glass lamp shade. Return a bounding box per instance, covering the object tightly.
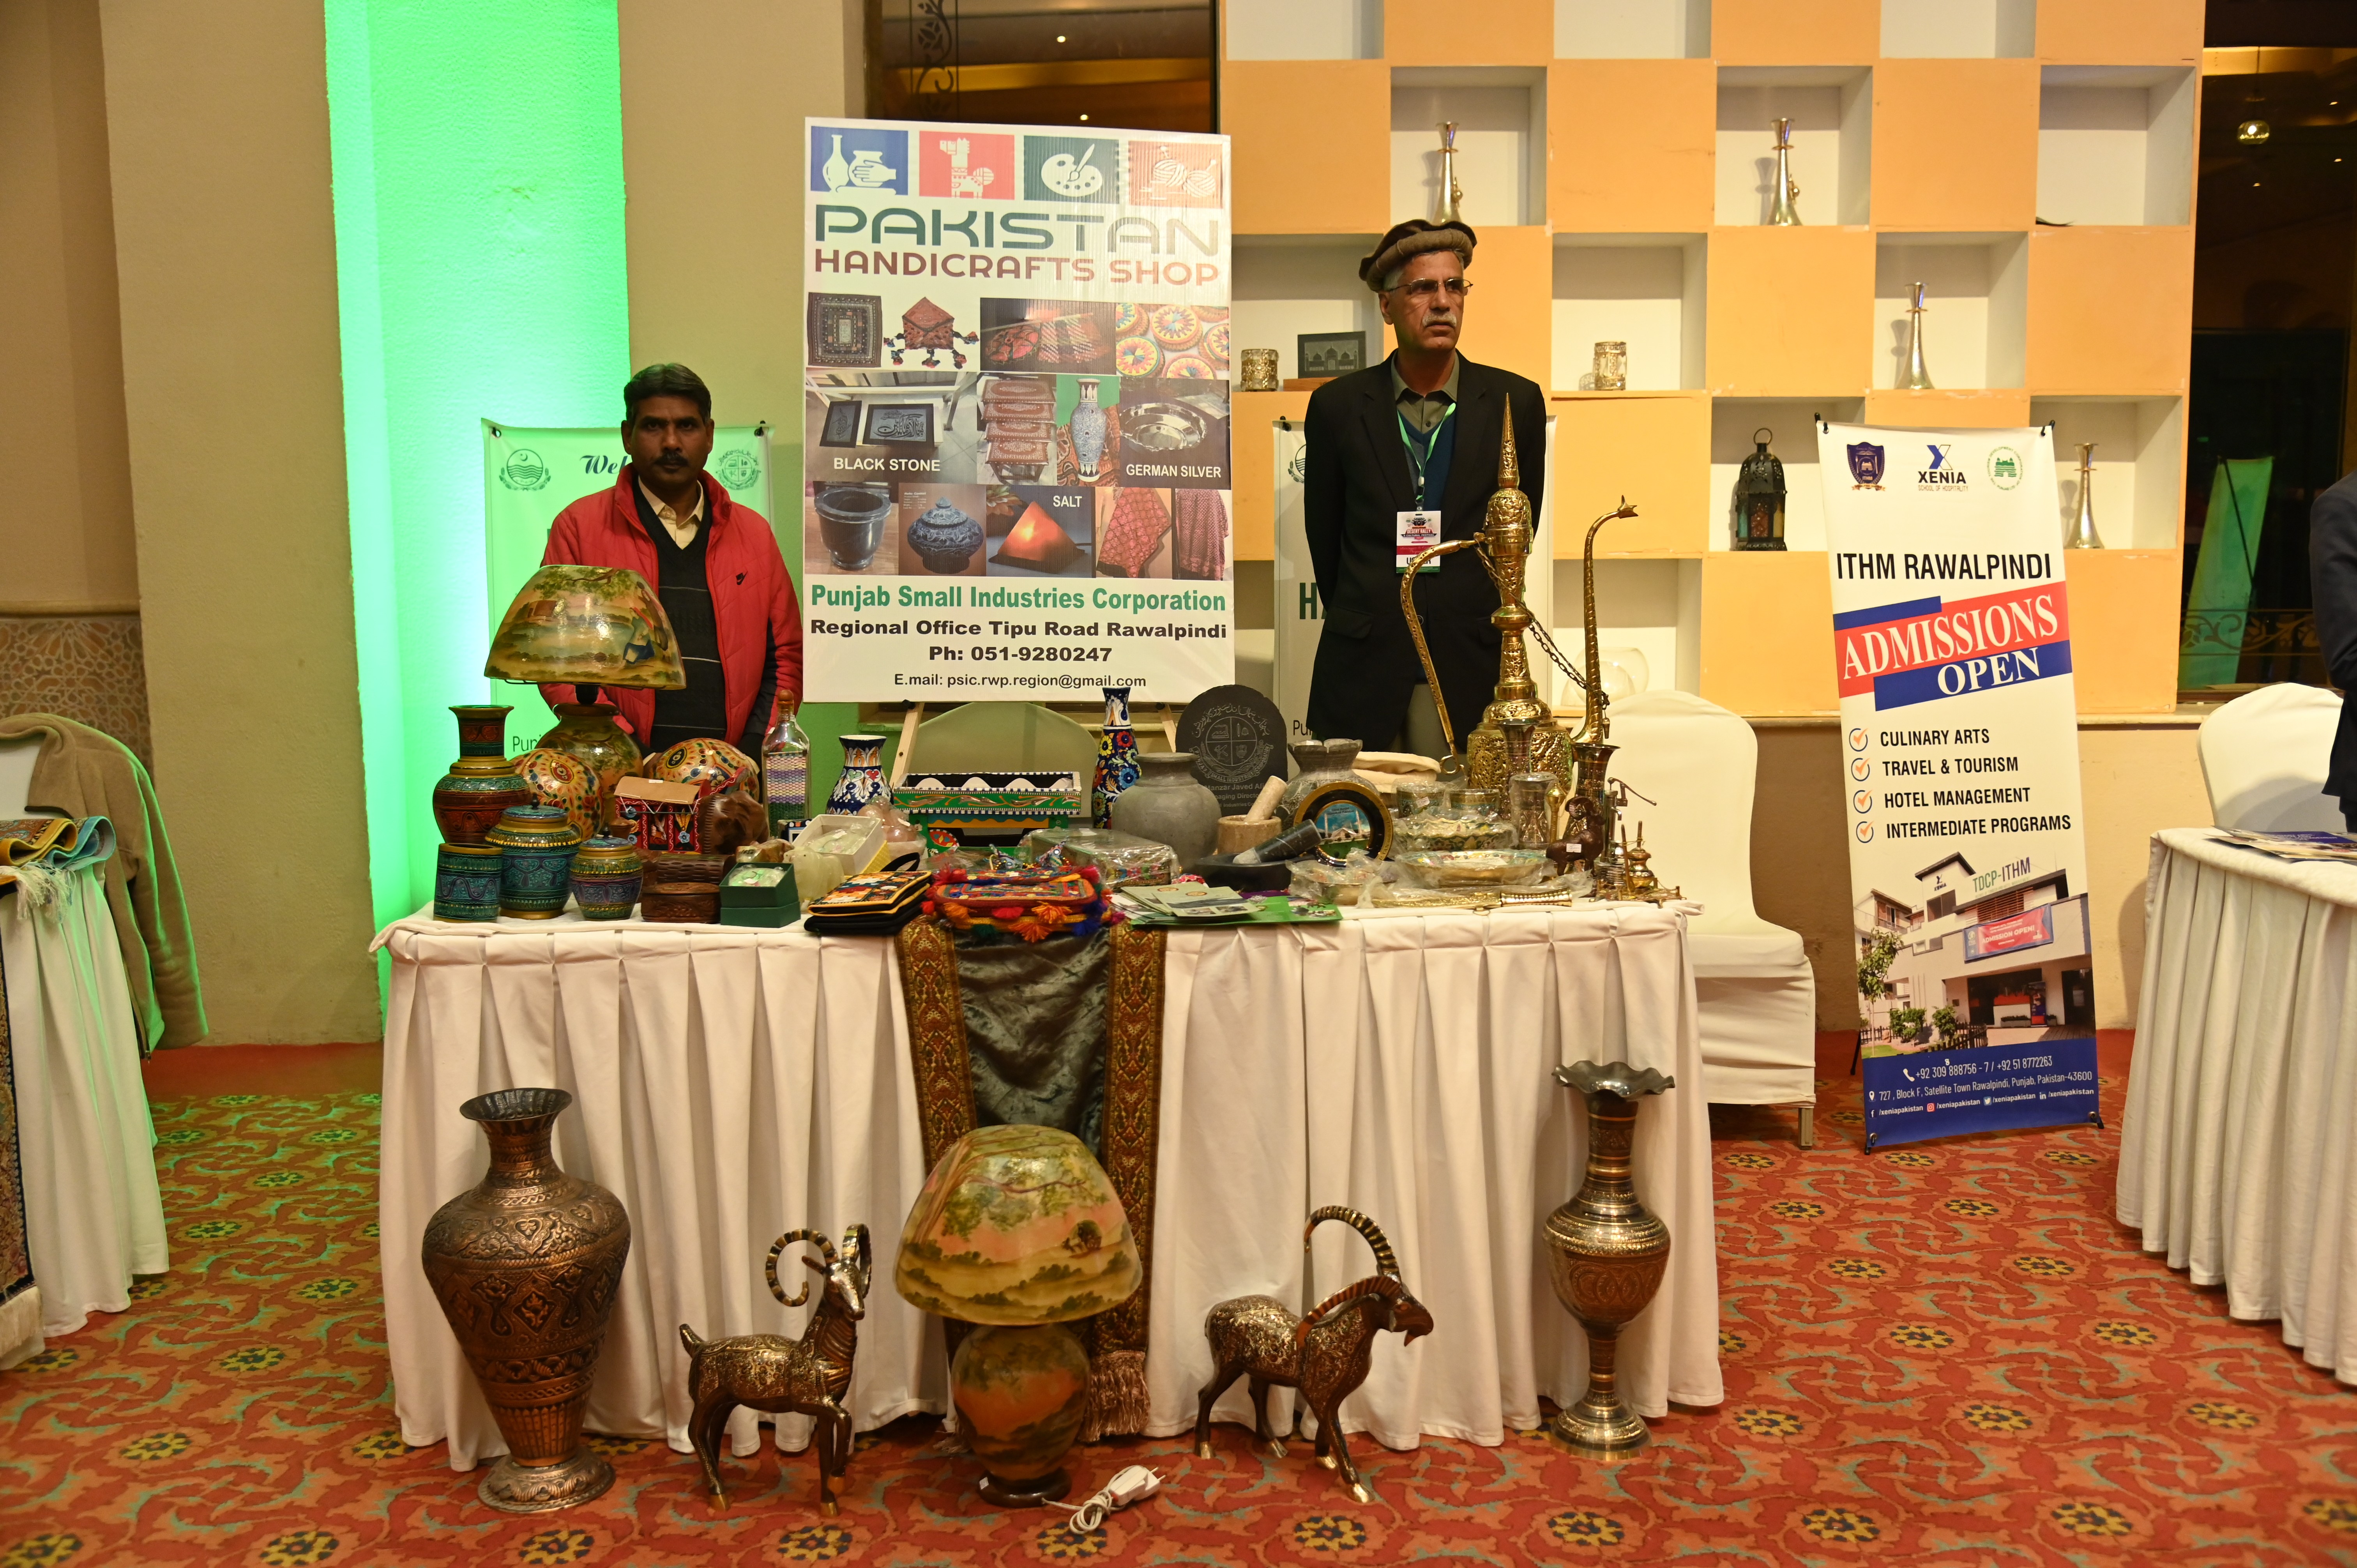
[483,566,687,689]
[896,1125,1140,1506]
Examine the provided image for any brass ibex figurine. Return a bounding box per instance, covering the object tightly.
[678,1224,871,1514]
[1193,1207,1433,1504]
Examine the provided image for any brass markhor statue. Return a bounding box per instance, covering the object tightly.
[421,1088,632,1513]
[679,1226,873,1514]
[1194,1208,1433,1504]
[1545,1061,1675,1459]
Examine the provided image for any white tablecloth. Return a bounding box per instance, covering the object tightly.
[375,906,1722,1468]
[2118,828,2357,1379]
[2,863,168,1355]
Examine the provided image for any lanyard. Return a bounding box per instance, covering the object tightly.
[1396,401,1454,509]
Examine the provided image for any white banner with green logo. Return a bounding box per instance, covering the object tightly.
[481,420,773,754]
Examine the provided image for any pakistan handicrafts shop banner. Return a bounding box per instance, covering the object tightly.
[799,117,1236,704]
[1819,423,2101,1149]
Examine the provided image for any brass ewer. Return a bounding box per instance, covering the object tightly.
[1544,1060,1675,1459]
[1769,117,1802,226]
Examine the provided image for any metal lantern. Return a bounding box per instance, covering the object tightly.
[1732,427,1786,551]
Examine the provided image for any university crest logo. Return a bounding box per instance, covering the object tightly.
[1847,442,1885,490]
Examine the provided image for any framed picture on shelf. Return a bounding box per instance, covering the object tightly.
[862,402,938,446]
[818,399,865,448]
[1297,331,1366,379]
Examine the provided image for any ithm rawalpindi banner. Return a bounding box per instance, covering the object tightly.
[800,118,1235,704]
[1819,423,2101,1149]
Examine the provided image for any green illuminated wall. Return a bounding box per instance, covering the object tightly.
[325,0,630,924]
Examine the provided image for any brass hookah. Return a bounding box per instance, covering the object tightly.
[1400,417,1637,879]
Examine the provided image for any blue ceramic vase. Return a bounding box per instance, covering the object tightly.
[1092,685,1140,826]
[825,732,890,814]
[486,805,583,920]
[435,843,504,922]
[570,836,643,921]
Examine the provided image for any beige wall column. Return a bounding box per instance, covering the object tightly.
[618,0,864,430]
[98,0,379,1043]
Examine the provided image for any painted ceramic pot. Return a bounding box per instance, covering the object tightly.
[1091,687,1141,827]
[905,495,984,574]
[645,738,757,799]
[515,748,599,844]
[433,843,504,922]
[949,1323,1092,1505]
[1108,751,1222,868]
[487,805,583,919]
[421,1087,631,1511]
[451,704,514,759]
[825,733,890,815]
[536,704,642,833]
[434,758,530,846]
[569,837,642,921]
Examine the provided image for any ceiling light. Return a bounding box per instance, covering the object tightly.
[2237,118,2272,144]
[1078,113,1089,121]
[1056,33,1066,42]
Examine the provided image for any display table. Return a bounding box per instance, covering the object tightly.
[2119,828,2357,1380]
[376,904,1723,1468]
[1,862,168,1354]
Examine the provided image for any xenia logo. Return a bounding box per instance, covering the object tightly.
[1918,443,1967,489]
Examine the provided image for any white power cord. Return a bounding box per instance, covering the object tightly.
[1048,1465,1163,1532]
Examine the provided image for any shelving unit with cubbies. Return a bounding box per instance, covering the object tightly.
[1219,0,2202,713]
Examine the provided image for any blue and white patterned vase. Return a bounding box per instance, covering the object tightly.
[1092,686,1141,826]
[825,732,890,815]
[486,805,581,920]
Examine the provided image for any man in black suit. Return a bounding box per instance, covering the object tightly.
[1303,219,1548,756]
[2311,467,2357,828]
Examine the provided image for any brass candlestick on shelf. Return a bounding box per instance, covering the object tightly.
[1544,1061,1675,1459]
[1900,282,1934,390]
[1769,117,1802,226]
[2065,442,2104,549]
[1435,122,1465,223]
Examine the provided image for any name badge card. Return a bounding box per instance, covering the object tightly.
[1396,510,1442,573]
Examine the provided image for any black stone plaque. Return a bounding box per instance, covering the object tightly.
[1176,684,1288,816]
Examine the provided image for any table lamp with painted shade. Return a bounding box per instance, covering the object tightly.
[895,1124,1141,1506]
[483,565,686,832]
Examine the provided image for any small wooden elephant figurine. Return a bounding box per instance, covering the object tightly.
[1194,1206,1433,1504]
[679,1224,871,1514]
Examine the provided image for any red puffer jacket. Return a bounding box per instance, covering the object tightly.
[538,465,803,745]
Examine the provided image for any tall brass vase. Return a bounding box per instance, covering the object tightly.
[1544,1061,1675,1458]
[421,1088,632,1512]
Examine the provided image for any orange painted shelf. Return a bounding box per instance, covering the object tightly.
[1551,394,1710,556]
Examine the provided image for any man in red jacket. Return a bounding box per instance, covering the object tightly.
[541,363,802,756]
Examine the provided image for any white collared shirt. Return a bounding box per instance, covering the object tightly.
[637,479,706,547]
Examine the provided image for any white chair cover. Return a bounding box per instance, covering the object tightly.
[1606,690,1816,1109]
[2198,683,2346,832]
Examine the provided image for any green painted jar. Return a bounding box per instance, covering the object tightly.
[570,836,642,921]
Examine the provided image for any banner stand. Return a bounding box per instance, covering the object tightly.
[1818,421,2103,1151]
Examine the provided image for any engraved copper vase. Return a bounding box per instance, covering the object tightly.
[1544,1061,1674,1458]
[421,1088,631,1512]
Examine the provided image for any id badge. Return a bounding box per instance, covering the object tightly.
[1395,510,1443,573]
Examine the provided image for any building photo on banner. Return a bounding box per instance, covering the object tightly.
[801,120,1235,705]
[1822,424,2099,1149]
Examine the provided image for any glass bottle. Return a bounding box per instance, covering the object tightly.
[763,700,811,838]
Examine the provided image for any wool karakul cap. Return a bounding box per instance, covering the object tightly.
[1358,219,1477,293]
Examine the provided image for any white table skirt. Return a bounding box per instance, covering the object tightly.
[2,863,168,1351]
[375,906,1722,1469]
[2118,828,2357,1379]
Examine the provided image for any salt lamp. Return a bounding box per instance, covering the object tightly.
[996,503,1081,573]
[896,1125,1140,1505]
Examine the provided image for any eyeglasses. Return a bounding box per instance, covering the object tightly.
[1392,277,1471,301]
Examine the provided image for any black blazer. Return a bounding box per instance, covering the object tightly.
[1301,354,1548,751]
[2310,468,2357,810]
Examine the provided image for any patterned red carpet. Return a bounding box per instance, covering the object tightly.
[5,1034,2357,1567]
